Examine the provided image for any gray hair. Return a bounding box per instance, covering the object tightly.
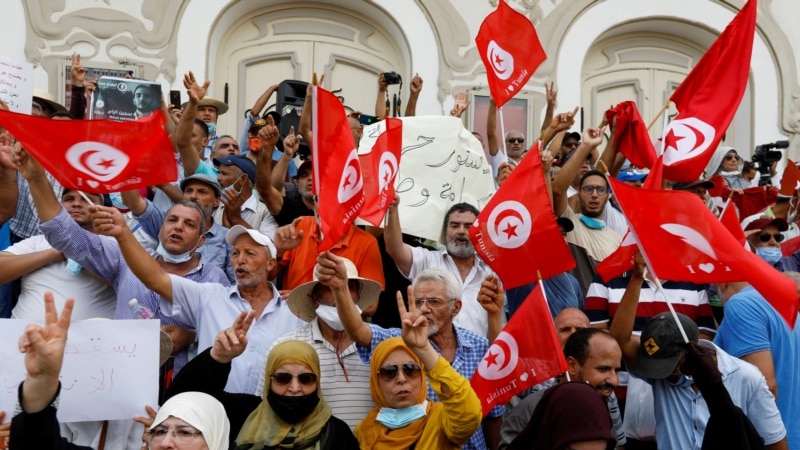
[504,129,525,141]
[412,268,462,301]
[167,200,208,234]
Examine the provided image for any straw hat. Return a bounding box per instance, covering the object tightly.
[198,97,228,115]
[287,258,382,322]
[32,88,67,113]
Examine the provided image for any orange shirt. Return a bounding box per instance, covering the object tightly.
[280,216,385,291]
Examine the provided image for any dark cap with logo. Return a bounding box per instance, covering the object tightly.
[635,312,699,379]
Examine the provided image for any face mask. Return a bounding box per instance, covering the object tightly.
[206,122,216,136]
[109,192,126,210]
[376,401,428,429]
[756,246,782,264]
[267,390,319,424]
[247,136,261,153]
[579,214,606,230]
[155,241,197,264]
[315,304,361,331]
[669,373,695,388]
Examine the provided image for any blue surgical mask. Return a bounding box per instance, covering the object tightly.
[155,242,194,264]
[375,401,428,429]
[109,192,127,210]
[579,214,606,230]
[756,246,782,265]
[669,373,695,388]
[206,122,216,136]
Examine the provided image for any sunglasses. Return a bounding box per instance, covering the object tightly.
[377,362,422,382]
[759,233,784,243]
[271,372,318,386]
[724,154,740,161]
[507,138,524,144]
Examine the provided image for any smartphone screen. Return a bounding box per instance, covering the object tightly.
[169,90,181,110]
[359,114,378,125]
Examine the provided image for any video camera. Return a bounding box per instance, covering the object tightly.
[751,140,789,186]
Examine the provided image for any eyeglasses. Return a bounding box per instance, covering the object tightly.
[413,297,452,308]
[377,362,422,382]
[581,185,608,195]
[271,372,318,386]
[147,427,202,444]
[507,138,525,144]
[759,233,785,243]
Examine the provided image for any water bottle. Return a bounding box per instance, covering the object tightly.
[129,298,156,319]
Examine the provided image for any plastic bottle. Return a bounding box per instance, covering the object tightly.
[129,298,156,319]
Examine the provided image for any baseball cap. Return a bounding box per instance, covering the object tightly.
[563,131,581,143]
[179,174,222,197]
[213,155,256,183]
[636,312,699,379]
[744,217,789,232]
[672,179,715,191]
[225,225,277,258]
[617,171,647,182]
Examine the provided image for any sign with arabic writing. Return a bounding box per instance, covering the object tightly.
[0,319,159,423]
[0,55,33,113]
[358,116,496,243]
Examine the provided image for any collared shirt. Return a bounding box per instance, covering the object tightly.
[213,193,278,238]
[405,246,498,337]
[280,216,384,291]
[641,341,785,450]
[263,318,374,429]
[164,275,306,394]
[358,324,504,450]
[10,172,63,240]
[39,208,230,373]
[136,199,234,282]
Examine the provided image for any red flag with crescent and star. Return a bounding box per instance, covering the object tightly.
[605,101,657,169]
[358,117,403,227]
[0,109,176,194]
[469,141,574,288]
[470,282,567,416]
[311,85,365,252]
[610,177,797,328]
[655,0,757,182]
[475,0,546,108]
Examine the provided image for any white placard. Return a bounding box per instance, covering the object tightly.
[358,116,496,242]
[0,56,33,113]
[0,319,160,423]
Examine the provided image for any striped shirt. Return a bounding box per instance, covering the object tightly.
[261,319,375,430]
[585,274,716,333]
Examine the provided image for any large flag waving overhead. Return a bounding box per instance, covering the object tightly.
[475,0,546,108]
[470,142,574,288]
[0,109,176,193]
[312,86,365,251]
[610,177,797,328]
[655,0,757,182]
[358,118,403,227]
[605,101,657,169]
[470,282,567,416]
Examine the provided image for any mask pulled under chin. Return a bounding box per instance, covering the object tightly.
[579,214,606,230]
[155,242,194,264]
[316,304,361,331]
[376,401,428,429]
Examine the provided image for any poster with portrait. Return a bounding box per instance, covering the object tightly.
[90,76,161,122]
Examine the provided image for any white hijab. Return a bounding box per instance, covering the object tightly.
[150,392,230,450]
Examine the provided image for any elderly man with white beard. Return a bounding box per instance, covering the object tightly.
[384,199,503,340]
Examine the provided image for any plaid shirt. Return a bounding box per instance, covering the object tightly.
[359,324,504,450]
[10,173,63,240]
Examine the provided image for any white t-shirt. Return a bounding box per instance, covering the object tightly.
[7,235,116,320]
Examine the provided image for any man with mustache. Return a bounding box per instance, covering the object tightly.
[384,199,502,340]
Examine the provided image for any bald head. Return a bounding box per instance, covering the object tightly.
[554,308,590,348]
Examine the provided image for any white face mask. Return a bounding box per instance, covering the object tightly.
[315,304,361,331]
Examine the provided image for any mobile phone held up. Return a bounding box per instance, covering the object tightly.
[359,114,378,125]
[170,90,182,110]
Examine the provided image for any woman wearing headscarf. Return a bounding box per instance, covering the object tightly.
[354,295,482,449]
[146,392,230,450]
[166,311,358,450]
[507,382,615,450]
[706,146,751,190]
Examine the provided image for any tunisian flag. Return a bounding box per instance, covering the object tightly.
[610,177,798,328]
[471,282,567,416]
[605,101,657,169]
[358,118,403,227]
[475,0,546,108]
[470,142,574,288]
[655,0,757,182]
[0,109,176,193]
[312,86,365,251]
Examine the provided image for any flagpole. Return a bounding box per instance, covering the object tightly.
[499,106,507,157]
[78,191,97,205]
[602,174,691,343]
[646,99,671,131]
[537,270,571,382]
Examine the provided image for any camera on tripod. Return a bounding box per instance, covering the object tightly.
[751,140,789,186]
[383,71,402,85]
